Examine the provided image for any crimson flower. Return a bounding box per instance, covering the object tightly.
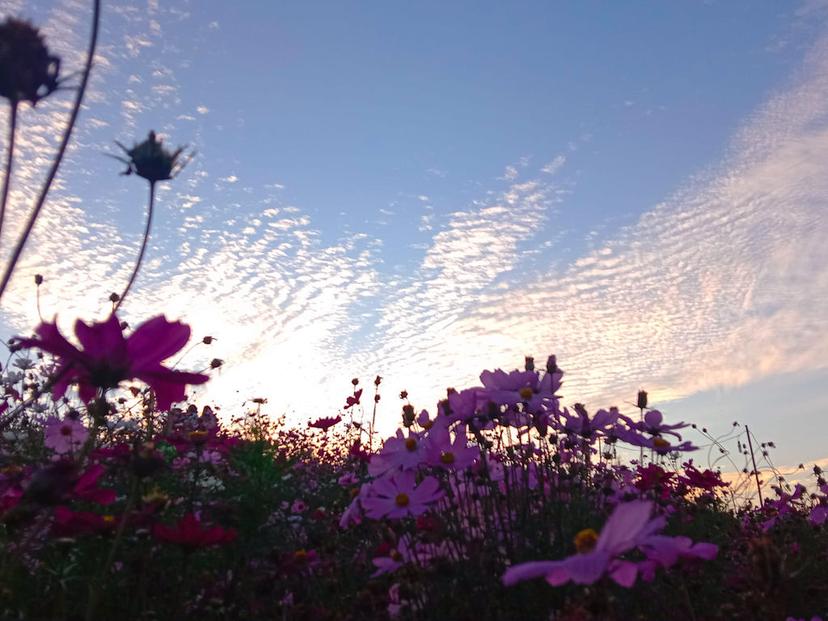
[152,513,237,549]
[15,314,209,411]
[344,389,363,409]
[308,415,342,431]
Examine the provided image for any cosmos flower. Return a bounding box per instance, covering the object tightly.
[502,501,661,588]
[560,404,620,441]
[631,409,689,439]
[424,425,479,471]
[344,389,363,409]
[43,416,88,455]
[308,415,342,431]
[15,314,209,411]
[368,429,428,476]
[361,470,443,520]
[152,513,237,548]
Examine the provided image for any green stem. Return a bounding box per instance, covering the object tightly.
[114,181,155,313]
[85,477,139,621]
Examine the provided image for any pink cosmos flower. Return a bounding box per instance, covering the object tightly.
[502,501,660,588]
[43,416,88,454]
[560,405,620,441]
[424,425,479,471]
[371,535,449,577]
[368,430,427,477]
[361,470,443,520]
[637,534,718,569]
[337,472,359,487]
[631,409,688,439]
[16,314,208,411]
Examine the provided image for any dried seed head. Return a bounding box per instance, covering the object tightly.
[114,131,190,183]
[0,18,60,106]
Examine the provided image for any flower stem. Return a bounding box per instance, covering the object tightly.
[114,181,155,314]
[0,0,101,302]
[0,102,18,246]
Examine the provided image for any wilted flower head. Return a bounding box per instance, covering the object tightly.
[0,17,60,106]
[114,131,190,183]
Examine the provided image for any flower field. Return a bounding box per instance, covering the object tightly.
[1,5,827,620]
[1,335,827,620]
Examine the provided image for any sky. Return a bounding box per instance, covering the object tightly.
[1,0,827,469]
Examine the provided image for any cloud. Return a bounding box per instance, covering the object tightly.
[1,0,827,443]
[541,155,566,176]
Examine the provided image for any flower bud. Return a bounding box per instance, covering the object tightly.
[636,390,648,410]
[0,18,60,106]
[114,131,190,183]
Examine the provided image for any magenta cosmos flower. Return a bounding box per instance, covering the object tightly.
[502,501,661,588]
[16,314,208,411]
[361,470,443,520]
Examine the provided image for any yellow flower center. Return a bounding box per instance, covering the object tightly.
[405,438,418,451]
[390,550,403,561]
[440,451,456,465]
[142,488,169,504]
[574,528,599,554]
[188,430,209,443]
[653,437,671,449]
[102,515,116,526]
[519,387,534,400]
[395,493,410,507]
[294,549,308,561]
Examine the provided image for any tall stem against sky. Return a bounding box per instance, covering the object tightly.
[0,102,18,248]
[0,0,101,303]
[114,181,155,314]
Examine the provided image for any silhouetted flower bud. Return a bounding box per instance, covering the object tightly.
[109,292,120,303]
[546,355,558,374]
[374,375,382,386]
[0,18,60,106]
[402,404,415,427]
[34,274,43,285]
[114,131,190,183]
[202,336,213,344]
[524,356,535,372]
[210,358,223,369]
[636,390,648,410]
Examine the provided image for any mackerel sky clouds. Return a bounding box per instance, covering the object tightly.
[1,0,827,468]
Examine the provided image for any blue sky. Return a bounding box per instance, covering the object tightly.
[2,0,828,469]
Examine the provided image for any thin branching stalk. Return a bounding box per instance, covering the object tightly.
[0,0,101,302]
[114,180,155,313]
[0,102,18,244]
